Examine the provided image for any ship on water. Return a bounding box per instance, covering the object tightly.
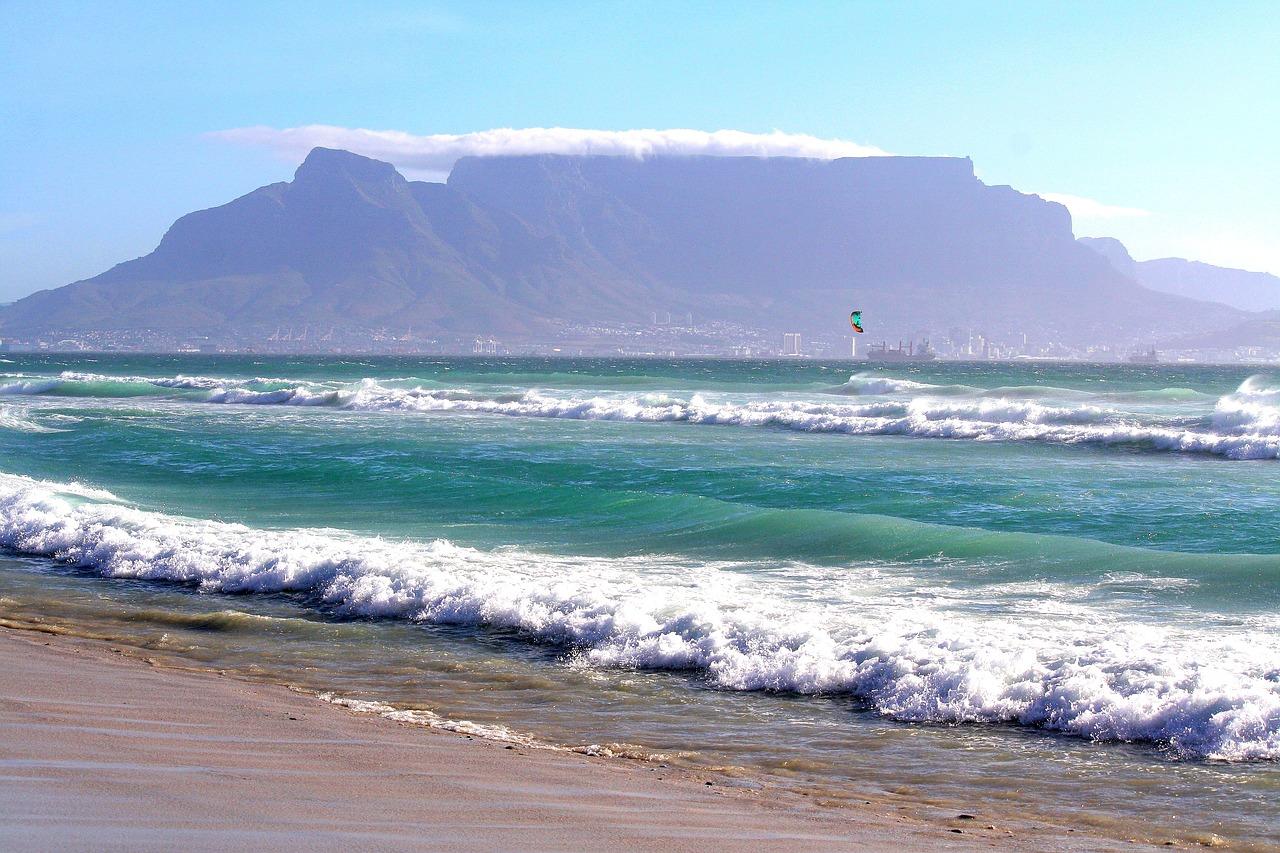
[862,339,936,362]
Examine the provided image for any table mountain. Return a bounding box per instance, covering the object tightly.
[2,148,1241,344]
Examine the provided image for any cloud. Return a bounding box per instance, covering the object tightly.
[1037,192,1150,220]
[210,125,892,179]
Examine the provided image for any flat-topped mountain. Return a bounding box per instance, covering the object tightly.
[1,148,1242,344]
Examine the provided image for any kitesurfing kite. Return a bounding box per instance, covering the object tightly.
[849,310,864,334]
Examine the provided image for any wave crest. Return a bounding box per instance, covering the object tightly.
[830,372,979,396]
[1213,375,1280,436]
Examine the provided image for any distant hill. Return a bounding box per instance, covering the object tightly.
[1,148,1242,345]
[1157,311,1280,351]
[1080,236,1280,312]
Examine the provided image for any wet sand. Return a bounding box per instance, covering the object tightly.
[0,628,1128,851]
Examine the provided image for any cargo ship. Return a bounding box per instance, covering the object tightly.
[863,340,936,362]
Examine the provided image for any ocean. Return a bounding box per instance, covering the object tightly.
[2,354,1279,846]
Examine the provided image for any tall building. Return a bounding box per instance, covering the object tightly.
[782,333,802,356]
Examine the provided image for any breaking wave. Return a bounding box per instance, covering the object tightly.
[829,373,963,396]
[57,371,231,390]
[1212,375,1280,435]
[2,472,1278,761]
[6,370,1280,459]
[335,378,1280,459]
[0,378,62,395]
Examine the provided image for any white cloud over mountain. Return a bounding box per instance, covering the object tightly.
[1037,192,1150,220]
[210,125,891,179]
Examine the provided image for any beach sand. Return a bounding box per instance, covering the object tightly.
[0,628,1129,851]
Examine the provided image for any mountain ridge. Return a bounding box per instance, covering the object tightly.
[1079,236,1280,313]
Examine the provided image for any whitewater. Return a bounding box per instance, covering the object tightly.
[4,367,1280,459]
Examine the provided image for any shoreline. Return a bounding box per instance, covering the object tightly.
[0,626,1136,851]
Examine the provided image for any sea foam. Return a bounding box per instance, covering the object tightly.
[2,472,1278,760]
[0,407,63,433]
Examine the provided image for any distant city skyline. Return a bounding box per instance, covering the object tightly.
[2,0,1278,303]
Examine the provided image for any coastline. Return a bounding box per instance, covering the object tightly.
[0,626,1134,852]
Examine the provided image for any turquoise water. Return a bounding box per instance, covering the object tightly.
[2,355,1279,845]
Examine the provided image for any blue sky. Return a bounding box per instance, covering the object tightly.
[2,0,1277,302]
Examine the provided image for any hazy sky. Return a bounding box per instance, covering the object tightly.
[2,0,1277,302]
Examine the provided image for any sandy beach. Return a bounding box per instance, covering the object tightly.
[0,627,1136,852]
